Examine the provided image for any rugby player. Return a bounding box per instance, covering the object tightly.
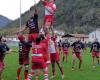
[90,39,100,68]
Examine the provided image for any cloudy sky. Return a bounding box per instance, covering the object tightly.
[0,0,40,20]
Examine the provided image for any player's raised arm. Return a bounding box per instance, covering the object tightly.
[30,5,38,14]
[34,5,38,14]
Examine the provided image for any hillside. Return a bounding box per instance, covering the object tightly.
[0,0,100,35]
[0,15,12,28]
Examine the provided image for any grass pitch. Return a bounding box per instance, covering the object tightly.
[2,47,100,80]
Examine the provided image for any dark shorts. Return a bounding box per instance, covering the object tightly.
[73,53,81,59]
[62,50,69,55]
[50,52,60,62]
[28,33,38,42]
[32,61,46,70]
[19,58,29,65]
[92,52,99,58]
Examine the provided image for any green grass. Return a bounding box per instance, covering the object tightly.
[2,47,100,80]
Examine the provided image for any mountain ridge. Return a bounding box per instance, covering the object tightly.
[0,0,100,35]
[0,15,12,28]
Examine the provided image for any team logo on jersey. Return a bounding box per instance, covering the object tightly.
[74,44,81,52]
[28,19,35,29]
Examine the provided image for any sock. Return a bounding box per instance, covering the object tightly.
[28,74,32,80]
[28,70,34,80]
[44,71,49,80]
[16,67,22,79]
[24,70,28,79]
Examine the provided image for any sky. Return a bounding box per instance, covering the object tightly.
[0,0,40,20]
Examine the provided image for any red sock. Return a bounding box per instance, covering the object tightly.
[24,70,28,79]
[16,67,22,78]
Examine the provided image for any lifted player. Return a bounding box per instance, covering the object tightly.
[40,0,56,33]
[90,39,100,68]
[16,34,31,80]
[71,40,84,70]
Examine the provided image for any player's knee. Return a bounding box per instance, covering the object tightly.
[45,67,48,71]
[57,61,62,67]
[57,61,61,64]
[72,57,76,61]
[72,54,76,59]
[25,65,29,70]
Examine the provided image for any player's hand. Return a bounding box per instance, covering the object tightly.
[16,30,22,34]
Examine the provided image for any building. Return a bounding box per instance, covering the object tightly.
[62,33,89,44]
[89,29,100,43]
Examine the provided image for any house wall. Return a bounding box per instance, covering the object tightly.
[89,30,100,43]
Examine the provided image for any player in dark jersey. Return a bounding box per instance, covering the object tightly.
[71,40,84,70]
[0,36,11,80]
[18,5,39,42]
[61,41,70,62]
[16,34,31,80]
[90,39,100,68]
